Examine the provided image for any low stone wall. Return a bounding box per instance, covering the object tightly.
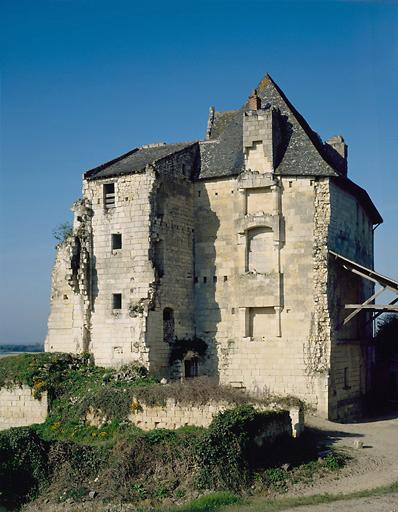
[0,386,48,431]
[128,399,304,438]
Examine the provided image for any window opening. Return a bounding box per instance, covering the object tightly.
[111,233,122,250]
[104,183,115,208]
[184,358,199,378]
[112,293,122,310]
[163,308,175,343]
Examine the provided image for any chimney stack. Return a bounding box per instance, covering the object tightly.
[248,89,261,110]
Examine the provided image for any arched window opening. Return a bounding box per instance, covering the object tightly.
[247,226,273,273]
[163,307,174,343]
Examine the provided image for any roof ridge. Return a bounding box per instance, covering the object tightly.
[256,74,340,176]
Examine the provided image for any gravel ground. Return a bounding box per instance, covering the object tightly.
[289,409,398,497]
[283,492,398,511]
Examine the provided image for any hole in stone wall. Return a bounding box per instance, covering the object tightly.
[111,233,122,250]
[154,239,164,277]
[194,276,198,283]
[344,367,350,389]
[213,276,217,283]
[163,308,175,343]
[288,181,293,188]
[112,293,122,310]
[223,276,228,282]
[203,276,207,283]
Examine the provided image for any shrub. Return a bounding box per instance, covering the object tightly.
[196,405,289,491]
[0,427,49,509]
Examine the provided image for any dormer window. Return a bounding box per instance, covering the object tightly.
[104,183,115,209]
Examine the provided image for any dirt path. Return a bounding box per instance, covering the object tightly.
[282,493,398,511]
[290,409,398,497]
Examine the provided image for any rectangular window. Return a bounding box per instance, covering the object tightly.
[112,293,122,310]
[111,233,122,250]
[184,358,199,378]
[104,183,115,208]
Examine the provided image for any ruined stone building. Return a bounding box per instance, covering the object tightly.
[46,74,385,420]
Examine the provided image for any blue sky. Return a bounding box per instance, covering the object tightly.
[0,0,397,344]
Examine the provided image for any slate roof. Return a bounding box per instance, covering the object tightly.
[83,74,381,223]
[85,142,195,180]
[199,74,346,180]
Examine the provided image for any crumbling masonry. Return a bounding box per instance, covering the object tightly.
[46,74,382,420]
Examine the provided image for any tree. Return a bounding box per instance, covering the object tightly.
[52,222,73,244]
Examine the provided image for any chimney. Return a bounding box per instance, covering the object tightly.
[206,106,215,140]
[248,89,261,110]
[327,135,347,160]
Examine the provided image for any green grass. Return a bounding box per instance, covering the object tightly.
[164,492,243,512]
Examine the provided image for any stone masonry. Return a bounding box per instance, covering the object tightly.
[0,387,48,431]
[45,75,382,420]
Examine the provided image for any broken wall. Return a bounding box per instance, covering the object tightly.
[46,239,87,354]
[145,149,196,376]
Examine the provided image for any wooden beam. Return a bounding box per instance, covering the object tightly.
[370,296,398,324]
[342,287,385,326]
[345,304,398,312]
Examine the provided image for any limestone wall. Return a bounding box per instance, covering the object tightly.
[193,174,327,410]
[327,181,375,419]
[46,242,86,354]
[145,150,196,376]
[0,387,48,431]
[129,400,303,438]
[81,171,156,367]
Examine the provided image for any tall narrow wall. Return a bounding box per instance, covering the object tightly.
[83,170,157,367]
[327,181,375,419]
[145,149,196,376]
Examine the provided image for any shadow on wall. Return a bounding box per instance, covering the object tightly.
[193,177,222,382]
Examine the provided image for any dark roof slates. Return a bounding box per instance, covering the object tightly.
[85,142,195,180]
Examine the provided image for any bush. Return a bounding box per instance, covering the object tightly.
[196,405,290,491]
[0,427,49,509]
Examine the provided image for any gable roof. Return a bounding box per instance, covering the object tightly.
[82,74,381,223]
[85,142,195,180]
[200,73,347,180]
